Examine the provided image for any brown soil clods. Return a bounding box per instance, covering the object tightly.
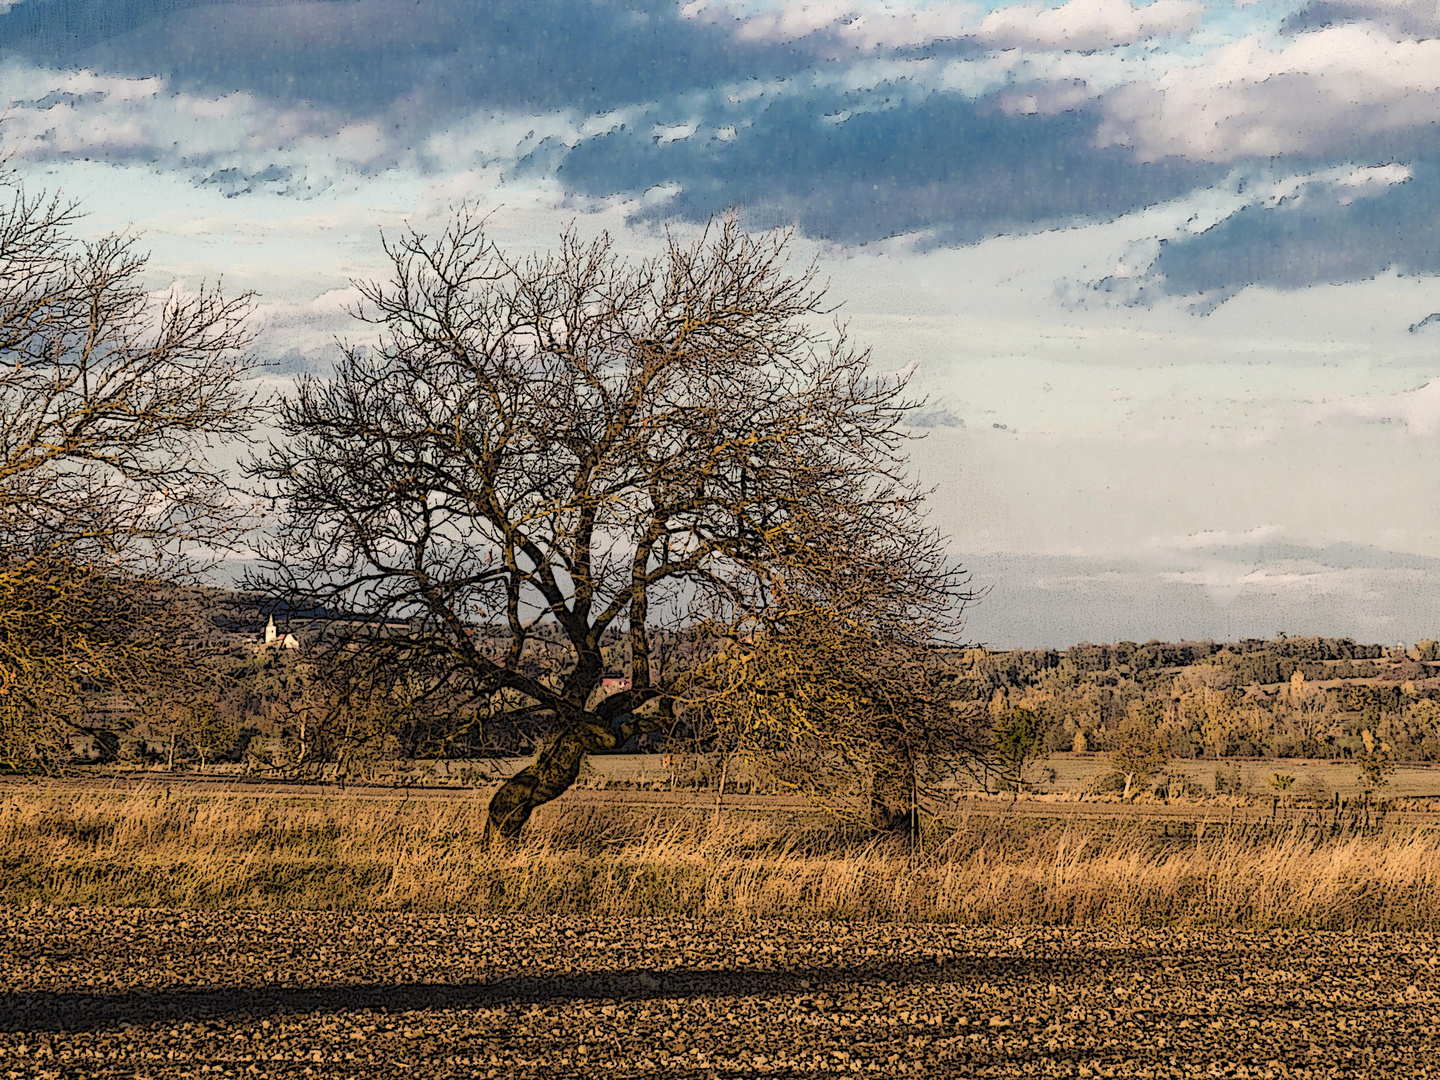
[2,911,1436,1078]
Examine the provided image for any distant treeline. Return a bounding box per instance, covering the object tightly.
[963,635,1420,685]
[951,635,1440,764]
[19,610,1440,776]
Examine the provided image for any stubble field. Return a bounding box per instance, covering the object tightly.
[3,778,1439,1077]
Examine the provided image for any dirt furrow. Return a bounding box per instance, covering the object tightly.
[2,911,1436,1078]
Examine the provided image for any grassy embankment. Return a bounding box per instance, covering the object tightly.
[3,784,1440,927]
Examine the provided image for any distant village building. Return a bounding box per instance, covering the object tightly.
[262,615,300,651]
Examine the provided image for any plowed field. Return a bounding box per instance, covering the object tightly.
[3,910,1436,1078]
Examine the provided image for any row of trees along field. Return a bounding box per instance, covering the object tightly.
[11,609,1437,792]
[3,175,1436,832]
[953,636,1440,771]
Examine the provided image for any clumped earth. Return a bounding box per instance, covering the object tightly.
[2,910,1437,1078]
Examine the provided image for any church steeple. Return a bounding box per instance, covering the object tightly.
[265,615,277,645]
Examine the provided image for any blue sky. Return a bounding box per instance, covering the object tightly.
[4,0,1439,647]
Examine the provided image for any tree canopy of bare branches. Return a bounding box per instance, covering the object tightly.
[0,188,259,569]
[253,211,971,836]
[697,589,986,828]
[0,183,262,771]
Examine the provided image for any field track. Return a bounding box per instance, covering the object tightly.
[7,772,1440,830]
[3,910,1437,1078]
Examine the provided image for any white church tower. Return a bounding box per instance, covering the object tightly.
[261,614,299,651]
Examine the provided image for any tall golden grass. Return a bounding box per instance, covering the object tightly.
[3,785,1440,927]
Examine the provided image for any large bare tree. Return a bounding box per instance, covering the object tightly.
[0,184,261,770]
[253,211,970,836]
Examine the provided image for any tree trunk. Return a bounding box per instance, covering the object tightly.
[486,714,661,840]
[92,729,120,764]
[714,754,731,822]
[870,758,912,831]
[911,768,923,857]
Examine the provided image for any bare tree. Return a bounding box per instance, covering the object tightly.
[1110,699,1168,801]
[0,183,261,771]
[253,211,971,837]
[696,589,986,828]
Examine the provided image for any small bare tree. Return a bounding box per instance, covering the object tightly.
[1356,727,1395,791]
[1111,699,1169,801]
[0,183,261,771]
[253,211,972,837]
[695,586,984,829]
[992,706,1050,796]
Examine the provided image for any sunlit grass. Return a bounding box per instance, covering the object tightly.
[3,784,1439,927]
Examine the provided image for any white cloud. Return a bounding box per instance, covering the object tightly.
[1156,561,1369,604]
[975,0,1204,51]
[0,58,602,210]
[674,2,1440,166]
[1337,162,1413,191]
[1316,378,1440,435]
[652,122,700,144]
[1096,24,1440,161]
[254,285,361,333]
[0,62,356,180]
[681,0,979,50]
[684,0,1204,53]
[1031,569,1131,590]
[1150,524,1286,550]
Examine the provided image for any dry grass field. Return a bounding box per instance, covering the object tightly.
[1,780,1439,925]
[4,779,1439,1077]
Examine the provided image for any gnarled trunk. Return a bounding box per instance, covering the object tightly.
[870,755,914,832]
[485,712,665,840]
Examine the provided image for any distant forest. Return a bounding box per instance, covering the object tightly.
[46,596,1440,776]
[949,636,1440,763]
